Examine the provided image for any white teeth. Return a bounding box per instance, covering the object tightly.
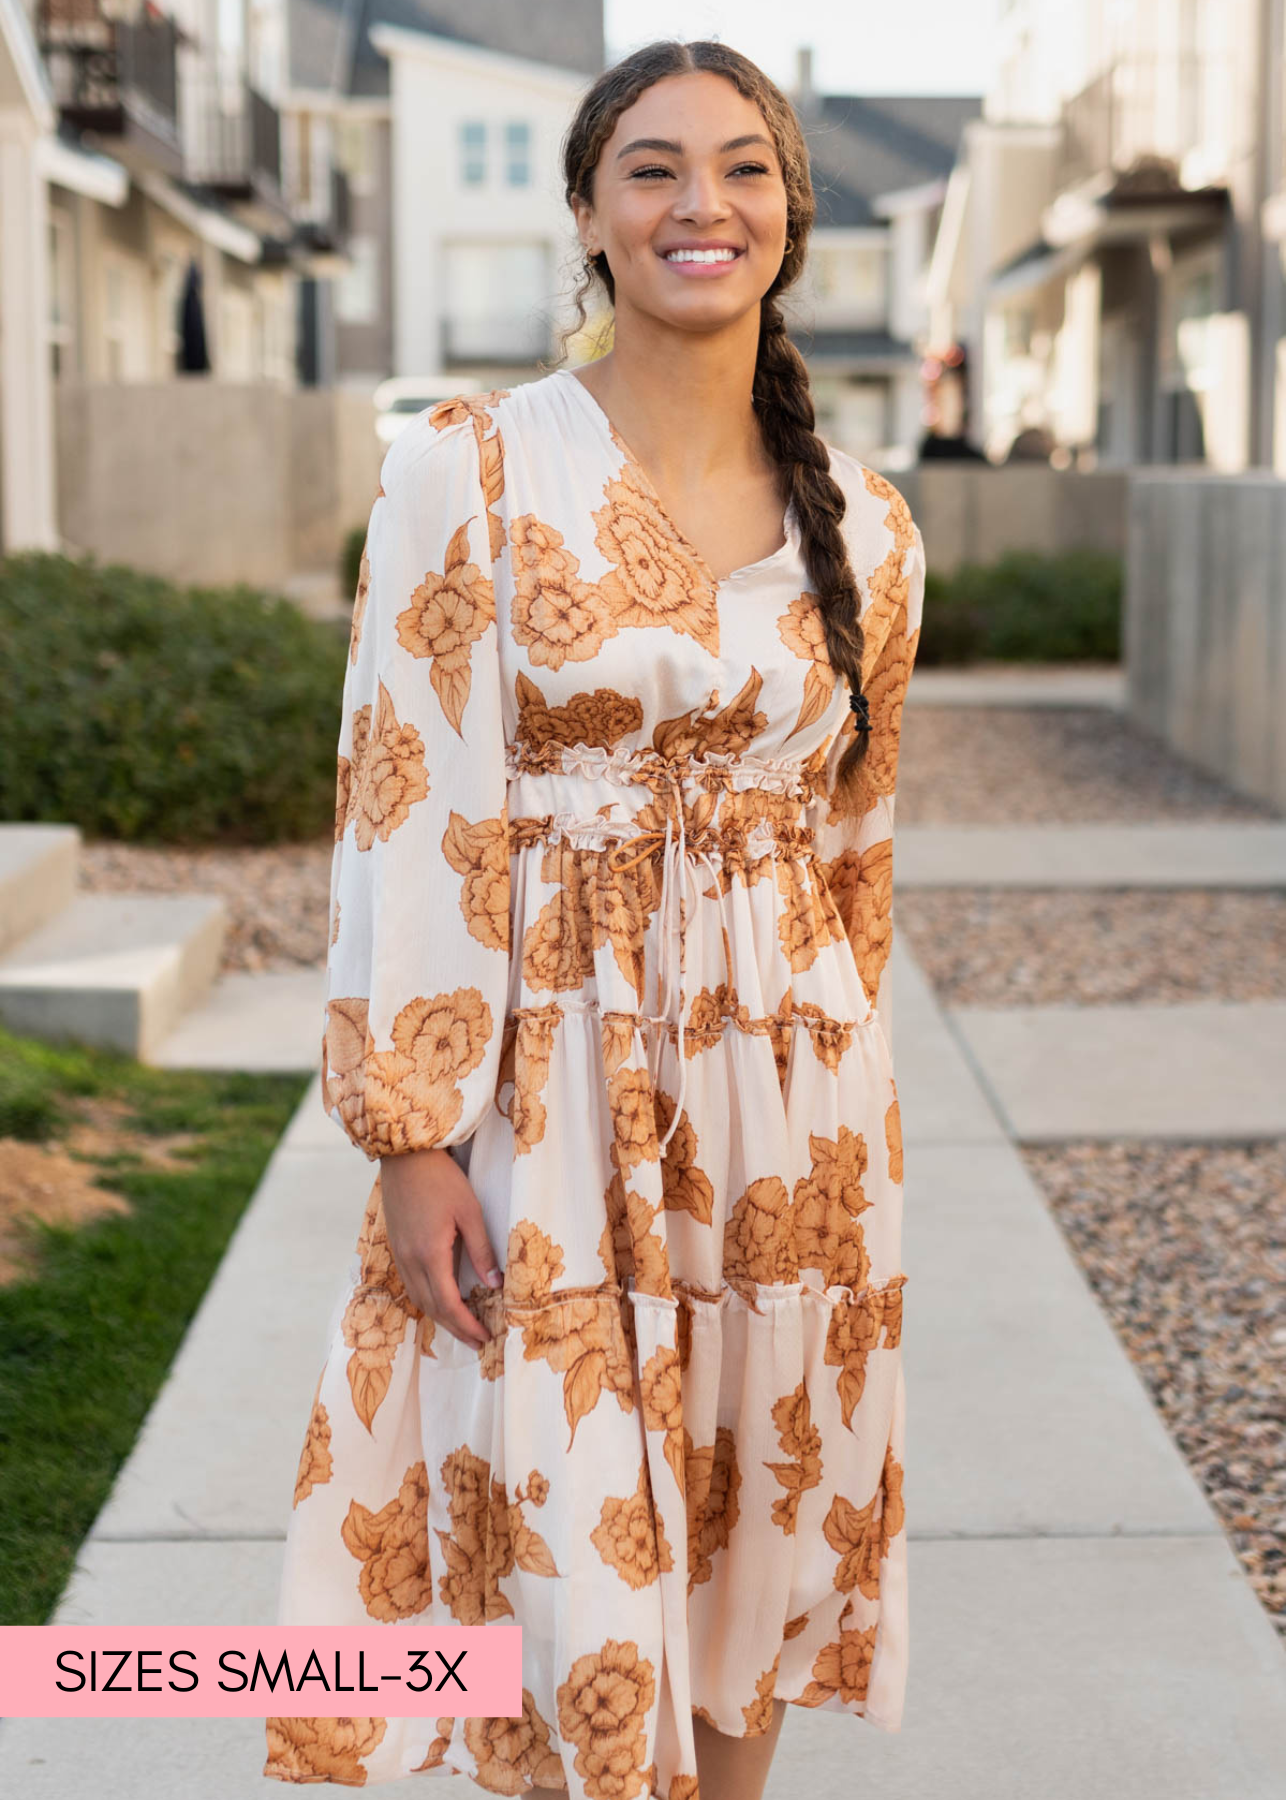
[664,248,739,264]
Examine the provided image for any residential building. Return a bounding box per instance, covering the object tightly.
[788,48,982,465]
[928,0,1285,471]
[279,0,604,389]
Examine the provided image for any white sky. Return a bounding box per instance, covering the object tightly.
[605,0,1001,98]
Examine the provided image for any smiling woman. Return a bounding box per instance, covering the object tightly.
[265,38,924,1800]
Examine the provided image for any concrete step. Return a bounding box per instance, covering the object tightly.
[150,968,325,1072]
[0,891,228,1061]
[0,822,80,955]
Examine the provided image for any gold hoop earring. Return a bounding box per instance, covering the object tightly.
[783,237,795,255]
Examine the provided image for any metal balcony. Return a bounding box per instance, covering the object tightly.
[38,0,182,175]
[186,74,291,230]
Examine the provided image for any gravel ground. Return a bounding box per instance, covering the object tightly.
[1022,1138,1286,1642]
[898,888,1286,1005]
[898,705,1282,823]
[79,835,333,974]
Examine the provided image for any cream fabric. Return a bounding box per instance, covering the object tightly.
[265,367,925,1797]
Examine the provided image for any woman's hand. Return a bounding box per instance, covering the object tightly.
[378,1148,503,1350]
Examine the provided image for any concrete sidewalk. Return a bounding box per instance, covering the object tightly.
[3,931,1284,1799]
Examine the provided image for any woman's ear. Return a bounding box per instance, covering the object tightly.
[570,194,597,257]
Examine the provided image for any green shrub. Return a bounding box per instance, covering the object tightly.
[340,523,367,600]
[0,551,349,846]
[917,547,1121,665]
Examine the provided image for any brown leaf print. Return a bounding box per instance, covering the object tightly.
[293,1390,332,1506]
[823,1444,907,1602]
[640,1343,686,1493]
[777,593,837,740]
[823,1286,891,1429]
[652,669,766,760]
[685,1424,741,1594]
[395,518,496,736]
[342,1281,417,1432]
[462,1688,564,1794]
[494,1007,559,1155]
[782,1611,810,1640]
[591,1458,676,1589]
[518,1294,637,1448]
[510,513,617,670]
[341,1460,432,1621]
[724,1177,798,1285]
[474,420,507,565]
[411,1719,455,1772]
[350,541,371,664]
[441,811,509,952]
[347,680,430,852]
[515,667,644,751]
[793,1127,872,1290]
[796,1621,878,1707]
[818,840,894,1005]
[861,467,918,643]
[600,1012,638,1078]
[264,1715,387,1785]
[741,1655,781,1733]
[594,464,720,657]
[556,1638,656,1800]
[763,1381,823,1534]
[427,389,510,433]
[653,1091,714,1225]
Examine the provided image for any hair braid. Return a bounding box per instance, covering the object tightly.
[556,37,873,805]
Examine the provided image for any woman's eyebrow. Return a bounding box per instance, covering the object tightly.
[614,133,775,160]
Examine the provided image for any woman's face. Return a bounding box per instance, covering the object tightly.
[573,71,790,337]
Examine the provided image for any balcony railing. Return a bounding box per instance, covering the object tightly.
[186,73,287,220]
[38,1,181,171]
[1057,52,1240,195]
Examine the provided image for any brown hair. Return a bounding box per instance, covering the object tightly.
[556,37,871,797]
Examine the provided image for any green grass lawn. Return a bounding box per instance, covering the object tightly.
[0,1022,309,1624]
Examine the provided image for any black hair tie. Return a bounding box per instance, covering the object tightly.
[849,688,871,733]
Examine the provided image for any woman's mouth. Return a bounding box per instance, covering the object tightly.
[659,247,745,276]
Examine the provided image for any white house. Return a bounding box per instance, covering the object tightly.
[367,26,591,382]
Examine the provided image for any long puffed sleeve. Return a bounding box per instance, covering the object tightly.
[810,518,925,1059]
[321,409,510,1160]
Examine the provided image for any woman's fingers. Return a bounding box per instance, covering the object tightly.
[423,1251,491,1349]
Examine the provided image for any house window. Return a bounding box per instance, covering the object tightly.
[504,120,532,186]
[460,120,487,186]
[336,234,378,324]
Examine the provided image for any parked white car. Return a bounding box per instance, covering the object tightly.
[373,375,483,445]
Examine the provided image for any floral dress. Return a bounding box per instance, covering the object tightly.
[263,366,925,1798]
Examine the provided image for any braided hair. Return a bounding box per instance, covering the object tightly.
[555,38,872,804]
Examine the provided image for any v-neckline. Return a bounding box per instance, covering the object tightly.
[555,366,800,590]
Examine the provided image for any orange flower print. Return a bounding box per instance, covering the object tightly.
[823,1285,894,1428]
[823,1444,907,1602]
[293,1389,332,1506]
[264,1715,387,1784]
[777,593,836,740]
[346,680,430,853]
[594,464,720,656]
[653,1091,714,1224]
[652,669,767,760]
[608,1065,660,1173]
[669,1774,701,1800]
[793,1000,854,1073]
[521,850,597,995]
[494,1007,559,1155]
[685,1424,741,1593]
[600,1012,638,1078]
[341,1460,433,1621]
[885,1092,903,1183]
[741,1656,781,1733]
[323,987,493,1159]
[723,1177,798,1285]
[602,1170,672,1298]
[640,1343,686,1493]
[433,1447,517,1625]
[817,840,894,1005]
[591,1458,676,1589]
[504,1218,566,1306]
[556,1638,656,1800]
[474,421,507,564]
[427,389,510,433]
[341,1280,418,1433]
[519,1294,637,1448]
[793,1127,873,1290]
[509,513,617,670]
[763,1381,823,1534]
[462,1689,564,1793]
[796,1621,878,1707]
[861,467,918,641]
[774,859,842,974]
[441,811,510,952]
[395,518,495,737]
[515,668,643,752]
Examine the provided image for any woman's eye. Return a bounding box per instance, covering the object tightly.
[627,163,772,180]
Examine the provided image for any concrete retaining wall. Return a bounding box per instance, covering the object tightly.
[1126,472,1286,811]
[888,465,1127,574]
[54,383,383,590]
